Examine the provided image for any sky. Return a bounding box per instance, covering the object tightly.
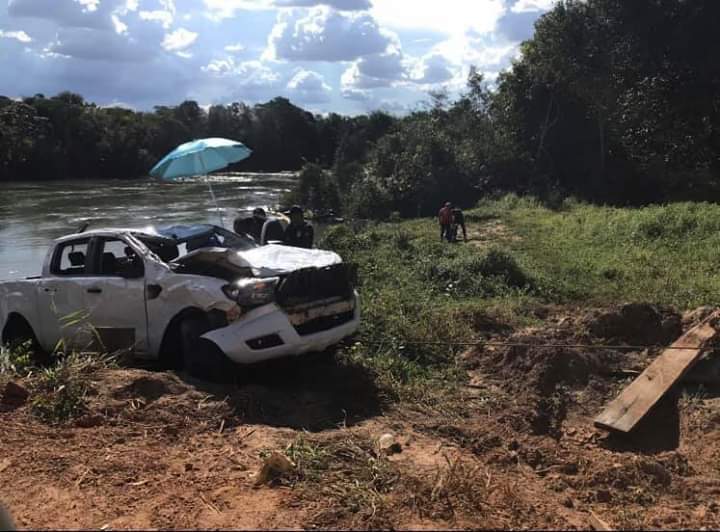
[0,0,557,115]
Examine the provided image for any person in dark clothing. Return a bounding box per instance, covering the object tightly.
[261,216,286,244]
[283,206,314,249]
[451,207,467,242]
[438,201,453,242]
[233,207,266,242]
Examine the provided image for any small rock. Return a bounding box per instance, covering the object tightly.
[254,452,295,486]
[562,497,574,509]
[377,433,402,455]
[76,414,104,428]
[595,489,611,503]
[184,463,194,472]
[1,381,29,408]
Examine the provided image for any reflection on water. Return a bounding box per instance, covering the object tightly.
[0,173,295,279]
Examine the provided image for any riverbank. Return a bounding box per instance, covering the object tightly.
[3,195,720,529]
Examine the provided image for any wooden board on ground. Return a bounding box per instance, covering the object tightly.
[594,310,720,433]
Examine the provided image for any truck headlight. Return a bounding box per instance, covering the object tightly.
[223,277,279,308]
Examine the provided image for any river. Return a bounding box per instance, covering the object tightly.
[0,173,296,280]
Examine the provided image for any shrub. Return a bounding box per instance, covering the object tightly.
[426,248,533,297]
[28,352,113,423]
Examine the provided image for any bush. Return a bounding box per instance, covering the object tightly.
[28,352,113,423]
[426,248,534,297]
[345,177,393,220]
[283,162,340,212]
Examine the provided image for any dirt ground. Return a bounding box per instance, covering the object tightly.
[3,304,720,530]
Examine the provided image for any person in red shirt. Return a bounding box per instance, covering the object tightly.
[438,201,453,241]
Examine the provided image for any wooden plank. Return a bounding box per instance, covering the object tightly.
[595,310,720,433]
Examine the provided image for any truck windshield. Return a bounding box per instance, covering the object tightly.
[137,224,258,263]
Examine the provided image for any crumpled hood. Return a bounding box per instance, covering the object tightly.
[174,244,342,277]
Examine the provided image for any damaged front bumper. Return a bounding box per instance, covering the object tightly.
[200,291,361,364]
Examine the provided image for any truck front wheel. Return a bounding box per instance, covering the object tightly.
[179,317,236,383]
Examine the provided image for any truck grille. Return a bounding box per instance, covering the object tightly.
[276,263,357,307]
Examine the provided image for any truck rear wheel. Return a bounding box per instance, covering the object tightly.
[2,315,49,365]
[180,317,236,383]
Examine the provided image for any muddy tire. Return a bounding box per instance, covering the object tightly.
[180,317,236,383]
[2,316,50,365]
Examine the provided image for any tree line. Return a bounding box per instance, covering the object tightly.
[0,92,395,181]
[2,0,718,218]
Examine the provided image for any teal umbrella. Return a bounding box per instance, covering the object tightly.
[149,137,252,226]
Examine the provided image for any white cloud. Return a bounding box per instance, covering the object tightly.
[202,0,274,20]
[224,42,246,53]
[139,10,174,28]
[266,6,394,62]
[511,0,556,13]
[0,30,33,43]
[112,14,128,34]
[341,47,406,90]
[341,87,371,101]
[201,58,283,102]
[409,52,456,85]
[77,0,100,12]
[371,0,505,35]
[286,68,332,103]
[273,0,372,10]
[203,58,280,86]
[161,27,198,52]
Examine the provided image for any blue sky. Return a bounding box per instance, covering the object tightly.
[0,0,556,114]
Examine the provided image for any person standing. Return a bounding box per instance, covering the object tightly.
[260,214,286,245]
[451,206,467,242]
[233,207,266,242]
[438,202,453,242]
[283,206,314,249]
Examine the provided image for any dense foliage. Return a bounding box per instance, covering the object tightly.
[0,93,395,181]
[1,0,718,212]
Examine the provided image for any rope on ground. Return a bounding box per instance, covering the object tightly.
[358,340,709,351]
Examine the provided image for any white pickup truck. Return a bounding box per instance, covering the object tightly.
[0,224,360,380]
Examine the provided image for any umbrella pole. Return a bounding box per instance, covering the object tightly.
[199,157,224,228]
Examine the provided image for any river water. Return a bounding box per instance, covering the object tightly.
[0,173,296,280]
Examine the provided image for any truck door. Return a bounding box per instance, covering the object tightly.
[36,237,94,351]
[80,236,149,354]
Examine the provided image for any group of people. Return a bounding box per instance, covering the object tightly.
[438,202,467,243]
[233,205,314,249]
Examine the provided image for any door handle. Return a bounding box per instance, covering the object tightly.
[87,288,103,294]
[43,288,56,293]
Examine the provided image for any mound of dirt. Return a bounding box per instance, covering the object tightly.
[584,303,682,346]
[87,369,234,432]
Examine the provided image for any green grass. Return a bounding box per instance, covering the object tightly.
[320,195,720,403]
[471,194,720,308]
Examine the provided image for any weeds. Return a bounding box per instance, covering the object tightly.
[0,341,36,376]
[283,433,399,528]
[402,455,494,523]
